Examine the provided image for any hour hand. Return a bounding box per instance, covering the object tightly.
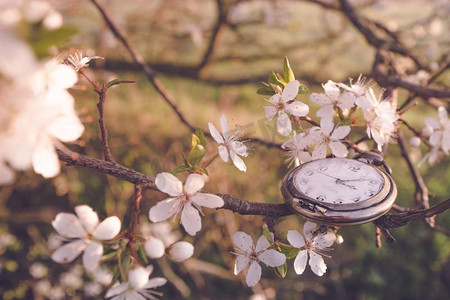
[336,179,357,190]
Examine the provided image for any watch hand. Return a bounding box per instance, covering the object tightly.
[336,179,357,190]
[315,170,339,180]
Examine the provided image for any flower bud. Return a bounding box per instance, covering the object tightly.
[422,126,433,137]
[167,241,194,262]
[335,234,344,244]
[144,237,165,259]
[409,136,421,147]
[128,266,151,290]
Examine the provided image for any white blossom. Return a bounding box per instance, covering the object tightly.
[356,88,398,149]
[64,49,104,72]
[281,133,312,166]
[232,232,286,287]
[264,80,309,136]
[301,118,350,159]
[167,241,194,261]
[208,114,248,172]
[149,172,224,236]
[144,237,166,259]
[51,205,121,271]
[310,80,355,117]
[287,222,336,276]
[423,106,450,155]
[105,266,167,300]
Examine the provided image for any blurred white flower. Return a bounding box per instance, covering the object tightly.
[310,80,355,117]
[281,133,312,166]
[208,114,248,172]
[167,241,194,262]
[232,232,286,287]
[149,172,224,236]
[264,80,309,136]
[105,266,167,300]
[423,106,450,155]
[287,222,336,276]
[64,49,104,72]
[356,88,398,150]
[144,237,166,259]
[0,59,84,185]
[29,262,48,279]
[409,136,422,147]
[51,205,121,271]
[139,221,182,247]
[302,118,350,159]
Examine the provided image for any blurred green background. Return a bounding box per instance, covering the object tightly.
[1,0,449,299]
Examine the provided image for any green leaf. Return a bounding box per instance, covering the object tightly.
[298,84,309,94]
[257,82,276,95]
[188,144,205,167]
[137,243,149,265]
[172,165,191,174]
[268,71,286,88]
[283,57,296,83]
[195,129,206,147]
[262,224,273,244]
[277,241,300,259]
[274,262,288,278]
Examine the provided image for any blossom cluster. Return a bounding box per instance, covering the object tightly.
[267,76,400,166]
[410,106,449,166]
[0,2,84,185]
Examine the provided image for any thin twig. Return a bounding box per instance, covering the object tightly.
[96,84,114,162]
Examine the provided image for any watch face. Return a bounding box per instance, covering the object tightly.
[292,158,384,205]
[281,158,397,226]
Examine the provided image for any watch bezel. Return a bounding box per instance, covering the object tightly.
[281,158,397,226]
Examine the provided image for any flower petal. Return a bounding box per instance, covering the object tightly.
[287,230,305,248]
[74,205,99,233]
[303,221,316,240]
[220,114,229,138]
[233,231,253,253]
[184,173,205,195]
[320,117,334,136]
[312,143,327,160]
[82,241,103,271]
[234,255,250,275]
[143,277,168,289]
[192,193,224,208]
[276,111,292,136]
[230,150,247,172]
[314,232,336,248]
[46,114,84,142]
[31,136,60,178]
[259,249,286,267]
[51,240,85,264]
[329,141,348,158]
[129,266,151,290]
[293,250,308,275]
[52,213,85,238]
[93,216,121,240]
[287,101,309,117]
[255,235,270,252]
[218,145,229,162]
[208,122,224,144]
[246,261,262,287]
[331,125,351,140]
[180,204,202,236]
[264,106,278,121]
[282,80,300,101]
[155,172,182,196]
[149,198,179,223]
[310,93,331,106]
[105,282,128,298]
[309,251,327,276]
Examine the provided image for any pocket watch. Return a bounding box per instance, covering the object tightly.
[281,155,397,226]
